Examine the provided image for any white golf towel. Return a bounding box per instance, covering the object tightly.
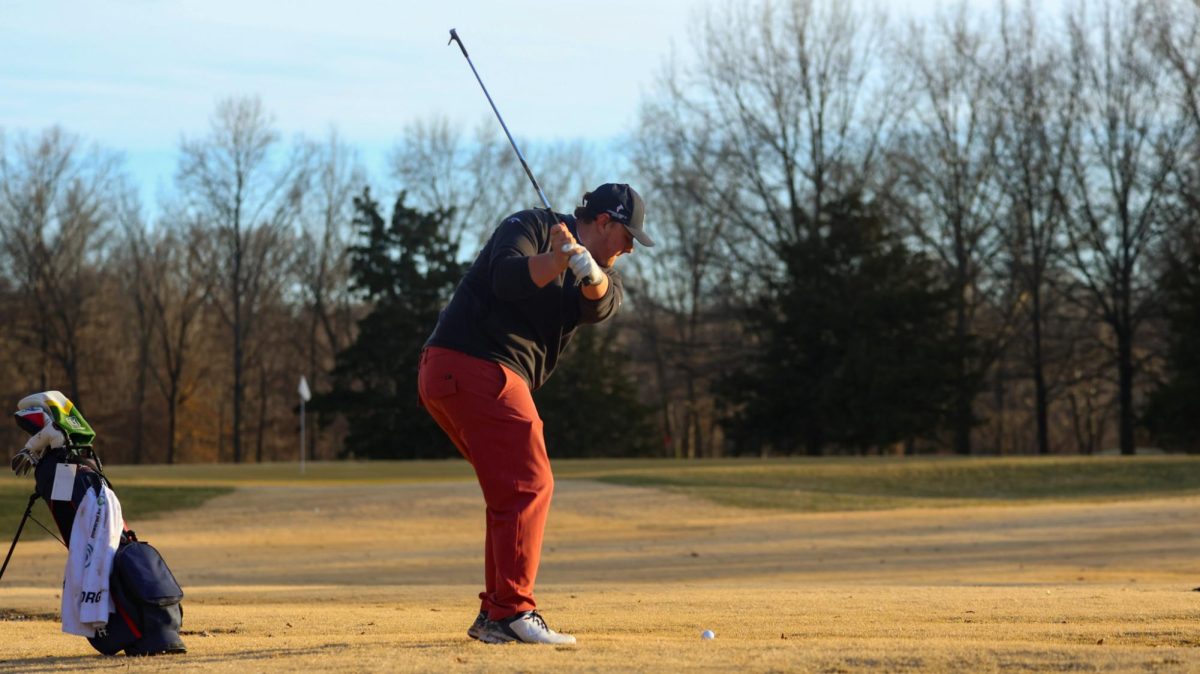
[61,484,123,637]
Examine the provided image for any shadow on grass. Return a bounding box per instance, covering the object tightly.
[0,485,233,542]
[0,609,59,622]
[0,643,354,672]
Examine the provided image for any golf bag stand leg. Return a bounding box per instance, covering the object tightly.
[0,493,39,582]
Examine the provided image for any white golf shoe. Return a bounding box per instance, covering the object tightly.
[478,610,576,645]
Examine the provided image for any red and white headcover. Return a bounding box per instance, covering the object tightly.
[14,406,51,436]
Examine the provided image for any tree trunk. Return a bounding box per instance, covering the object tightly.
[1117,327,1135,455]
[218,403,226,462]
[65,350,80,406]
[39,327,48,392]
[992,364,1006,455]
[1031,287,1049,455]
[308,313,319,462]
[255,363,267,463]
[232,176,245,464]
[166,383,178,465]
[132,338,147,464]
[953,275,972,455]
[233,324,244,462]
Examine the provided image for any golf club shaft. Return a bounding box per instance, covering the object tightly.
[0,493,38,582]
[448,29,553,212]
[447,29,596,285]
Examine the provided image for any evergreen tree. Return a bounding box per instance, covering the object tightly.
[716,194,963,455]
[534,324,658,458]
[314,188,464,458]
[1142,248,1200,453]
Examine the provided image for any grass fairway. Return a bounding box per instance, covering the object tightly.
[1,456,1198,673]
[77,453,1200,494]
[0,482,232,543]
[88,453,1200,509]
[5,454,1195,540]
[584,455,1200,511]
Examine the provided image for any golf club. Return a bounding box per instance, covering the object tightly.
[448,28,597,283]
[448,28,597,280]
[448,28,553,213]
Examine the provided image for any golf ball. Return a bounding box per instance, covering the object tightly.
[701,630,715,640]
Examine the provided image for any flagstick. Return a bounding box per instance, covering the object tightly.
[297,376,312,475]
[299,398,306,475]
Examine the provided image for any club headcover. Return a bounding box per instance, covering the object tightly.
[13,390,96,446]
[14,407,51,435]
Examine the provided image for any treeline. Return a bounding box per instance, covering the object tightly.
[1,0,1198,462]
[629,0,1200,457]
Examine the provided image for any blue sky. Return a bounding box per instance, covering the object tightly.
[3,0,984,212]
[3,0,711,208]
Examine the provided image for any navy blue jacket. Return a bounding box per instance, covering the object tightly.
[424,208,623,391]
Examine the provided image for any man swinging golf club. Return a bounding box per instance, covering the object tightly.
[418,183,654,644]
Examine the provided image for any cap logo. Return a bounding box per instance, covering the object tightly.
[606,204,629,223]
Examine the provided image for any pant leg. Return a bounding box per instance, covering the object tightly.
[482,518,497,614]
[418,347,553,620]
[417,350,497,612]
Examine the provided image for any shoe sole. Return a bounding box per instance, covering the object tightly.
[479,631,575,645]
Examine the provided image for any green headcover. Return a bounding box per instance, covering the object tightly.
[16,390,96,447]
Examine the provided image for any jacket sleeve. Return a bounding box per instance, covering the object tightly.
[578,268,623,325]
[489,213,544,301]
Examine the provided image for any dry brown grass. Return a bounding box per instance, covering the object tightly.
[1,478,1198,672]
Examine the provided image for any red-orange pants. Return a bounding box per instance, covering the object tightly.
[417,346,553,621]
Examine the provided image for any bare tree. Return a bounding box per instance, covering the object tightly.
[630,54,745,459]
[116,207,157,463]
[888,8,1010,454]
[136,212,212,465]
[1150,0,1200,232]
[1058,0,1187,455]
[623,0,898,457]
[389,116,600,257]
[390,118,511,253]
[684,0,897,279]
[1151,0,1200,146]
[293,129,363,461]
[990,1,1077,453]
[176,97,311,462]
[0,127,127,401]
[248,296,294,463]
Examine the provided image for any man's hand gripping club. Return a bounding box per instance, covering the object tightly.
[560,244,604,287]
[546,218,603,287]
[533,222,605,294]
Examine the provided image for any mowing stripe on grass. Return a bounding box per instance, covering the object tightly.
[0,484,233,542]
[590,456,1200,512]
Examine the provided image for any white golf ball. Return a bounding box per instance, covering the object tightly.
[701,629,715,640]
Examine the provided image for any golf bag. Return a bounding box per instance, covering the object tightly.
[14,392,186,656]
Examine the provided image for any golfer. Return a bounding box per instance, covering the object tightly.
[418,183,653,645]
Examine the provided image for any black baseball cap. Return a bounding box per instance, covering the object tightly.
[582,183,655,247]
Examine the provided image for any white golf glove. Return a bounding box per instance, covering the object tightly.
[10,423,66,477]
[561,244,604,286]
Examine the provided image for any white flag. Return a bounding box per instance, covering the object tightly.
[298,376,312,402]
